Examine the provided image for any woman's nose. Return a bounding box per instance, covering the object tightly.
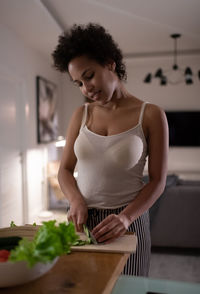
[82,82,93,93]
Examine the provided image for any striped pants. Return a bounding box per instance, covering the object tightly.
[86,207,151,276]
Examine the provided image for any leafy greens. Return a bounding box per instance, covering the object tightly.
[9,221,92,267]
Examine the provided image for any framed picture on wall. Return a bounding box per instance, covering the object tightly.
[36,76,58,143]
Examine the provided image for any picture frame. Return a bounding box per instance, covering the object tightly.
[36,76,58,143]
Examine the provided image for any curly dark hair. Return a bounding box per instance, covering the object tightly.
[52,23,127,81]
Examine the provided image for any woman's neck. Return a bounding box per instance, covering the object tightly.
[102,83,132,110]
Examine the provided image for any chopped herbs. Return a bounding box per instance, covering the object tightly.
[10,221,16,227]
[73,225,93,246]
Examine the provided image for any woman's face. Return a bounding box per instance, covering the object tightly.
[68,55,119,104]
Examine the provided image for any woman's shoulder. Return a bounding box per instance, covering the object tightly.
[144,103,168,132]
[71,104,86,119]
[145,103,166,119]
[67,104,86,131]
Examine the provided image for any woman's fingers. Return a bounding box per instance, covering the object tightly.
[92,214,115,234]
[93,217,117,238]
[92,214,127,243]
[76,216,86,232]
[70,216,84,232]
[98,226,125,244]
[68,207,88,232]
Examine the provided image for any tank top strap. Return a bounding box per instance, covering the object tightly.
[138,102,148,124]
[80,103,89,129]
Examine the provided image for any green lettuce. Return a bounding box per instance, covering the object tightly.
[9,220,85,267]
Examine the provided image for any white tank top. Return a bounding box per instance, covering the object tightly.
[74,102,148,209]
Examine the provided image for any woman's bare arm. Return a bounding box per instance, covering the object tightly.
[120,104,169,223]
[58,105,88,231]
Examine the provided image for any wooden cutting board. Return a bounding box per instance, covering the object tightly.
[0,226,137,254]
[71,233,137,254]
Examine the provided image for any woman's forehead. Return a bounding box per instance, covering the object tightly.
[68,56,101,78]
[69,56,95,70]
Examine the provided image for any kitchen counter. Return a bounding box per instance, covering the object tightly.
[0,251,130,294]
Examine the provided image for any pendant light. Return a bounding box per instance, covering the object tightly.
[144,34,200,85]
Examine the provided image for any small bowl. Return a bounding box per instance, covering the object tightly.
[0,257,58,288]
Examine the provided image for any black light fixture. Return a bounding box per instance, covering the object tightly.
[144,34,200,86]
[185,67,193,84]
[144,73,152,83]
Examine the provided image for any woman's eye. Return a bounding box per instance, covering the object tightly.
[73,72,94,87]
[85,73,94,80]
[74,81,82,87]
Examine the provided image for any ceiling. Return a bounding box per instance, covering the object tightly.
[41,0,200,56]
[0,0,200,61]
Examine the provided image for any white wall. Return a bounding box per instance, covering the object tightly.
[60,74,84,136]
[125,55,200,110]
[126,55,200,178]
[0,22,63,225]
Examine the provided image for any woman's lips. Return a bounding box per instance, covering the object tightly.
[91,91,101,100]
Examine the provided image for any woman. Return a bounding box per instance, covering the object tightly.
[52,23,168,276]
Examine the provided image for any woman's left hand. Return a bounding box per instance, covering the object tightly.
[92,213,130,244]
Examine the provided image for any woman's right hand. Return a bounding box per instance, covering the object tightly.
[67,199,88,232]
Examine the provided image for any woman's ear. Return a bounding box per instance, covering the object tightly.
[107,61,116,72]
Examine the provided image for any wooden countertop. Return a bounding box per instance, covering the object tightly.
[0,251,130,294]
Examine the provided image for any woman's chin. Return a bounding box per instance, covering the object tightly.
[99,97,110,105]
